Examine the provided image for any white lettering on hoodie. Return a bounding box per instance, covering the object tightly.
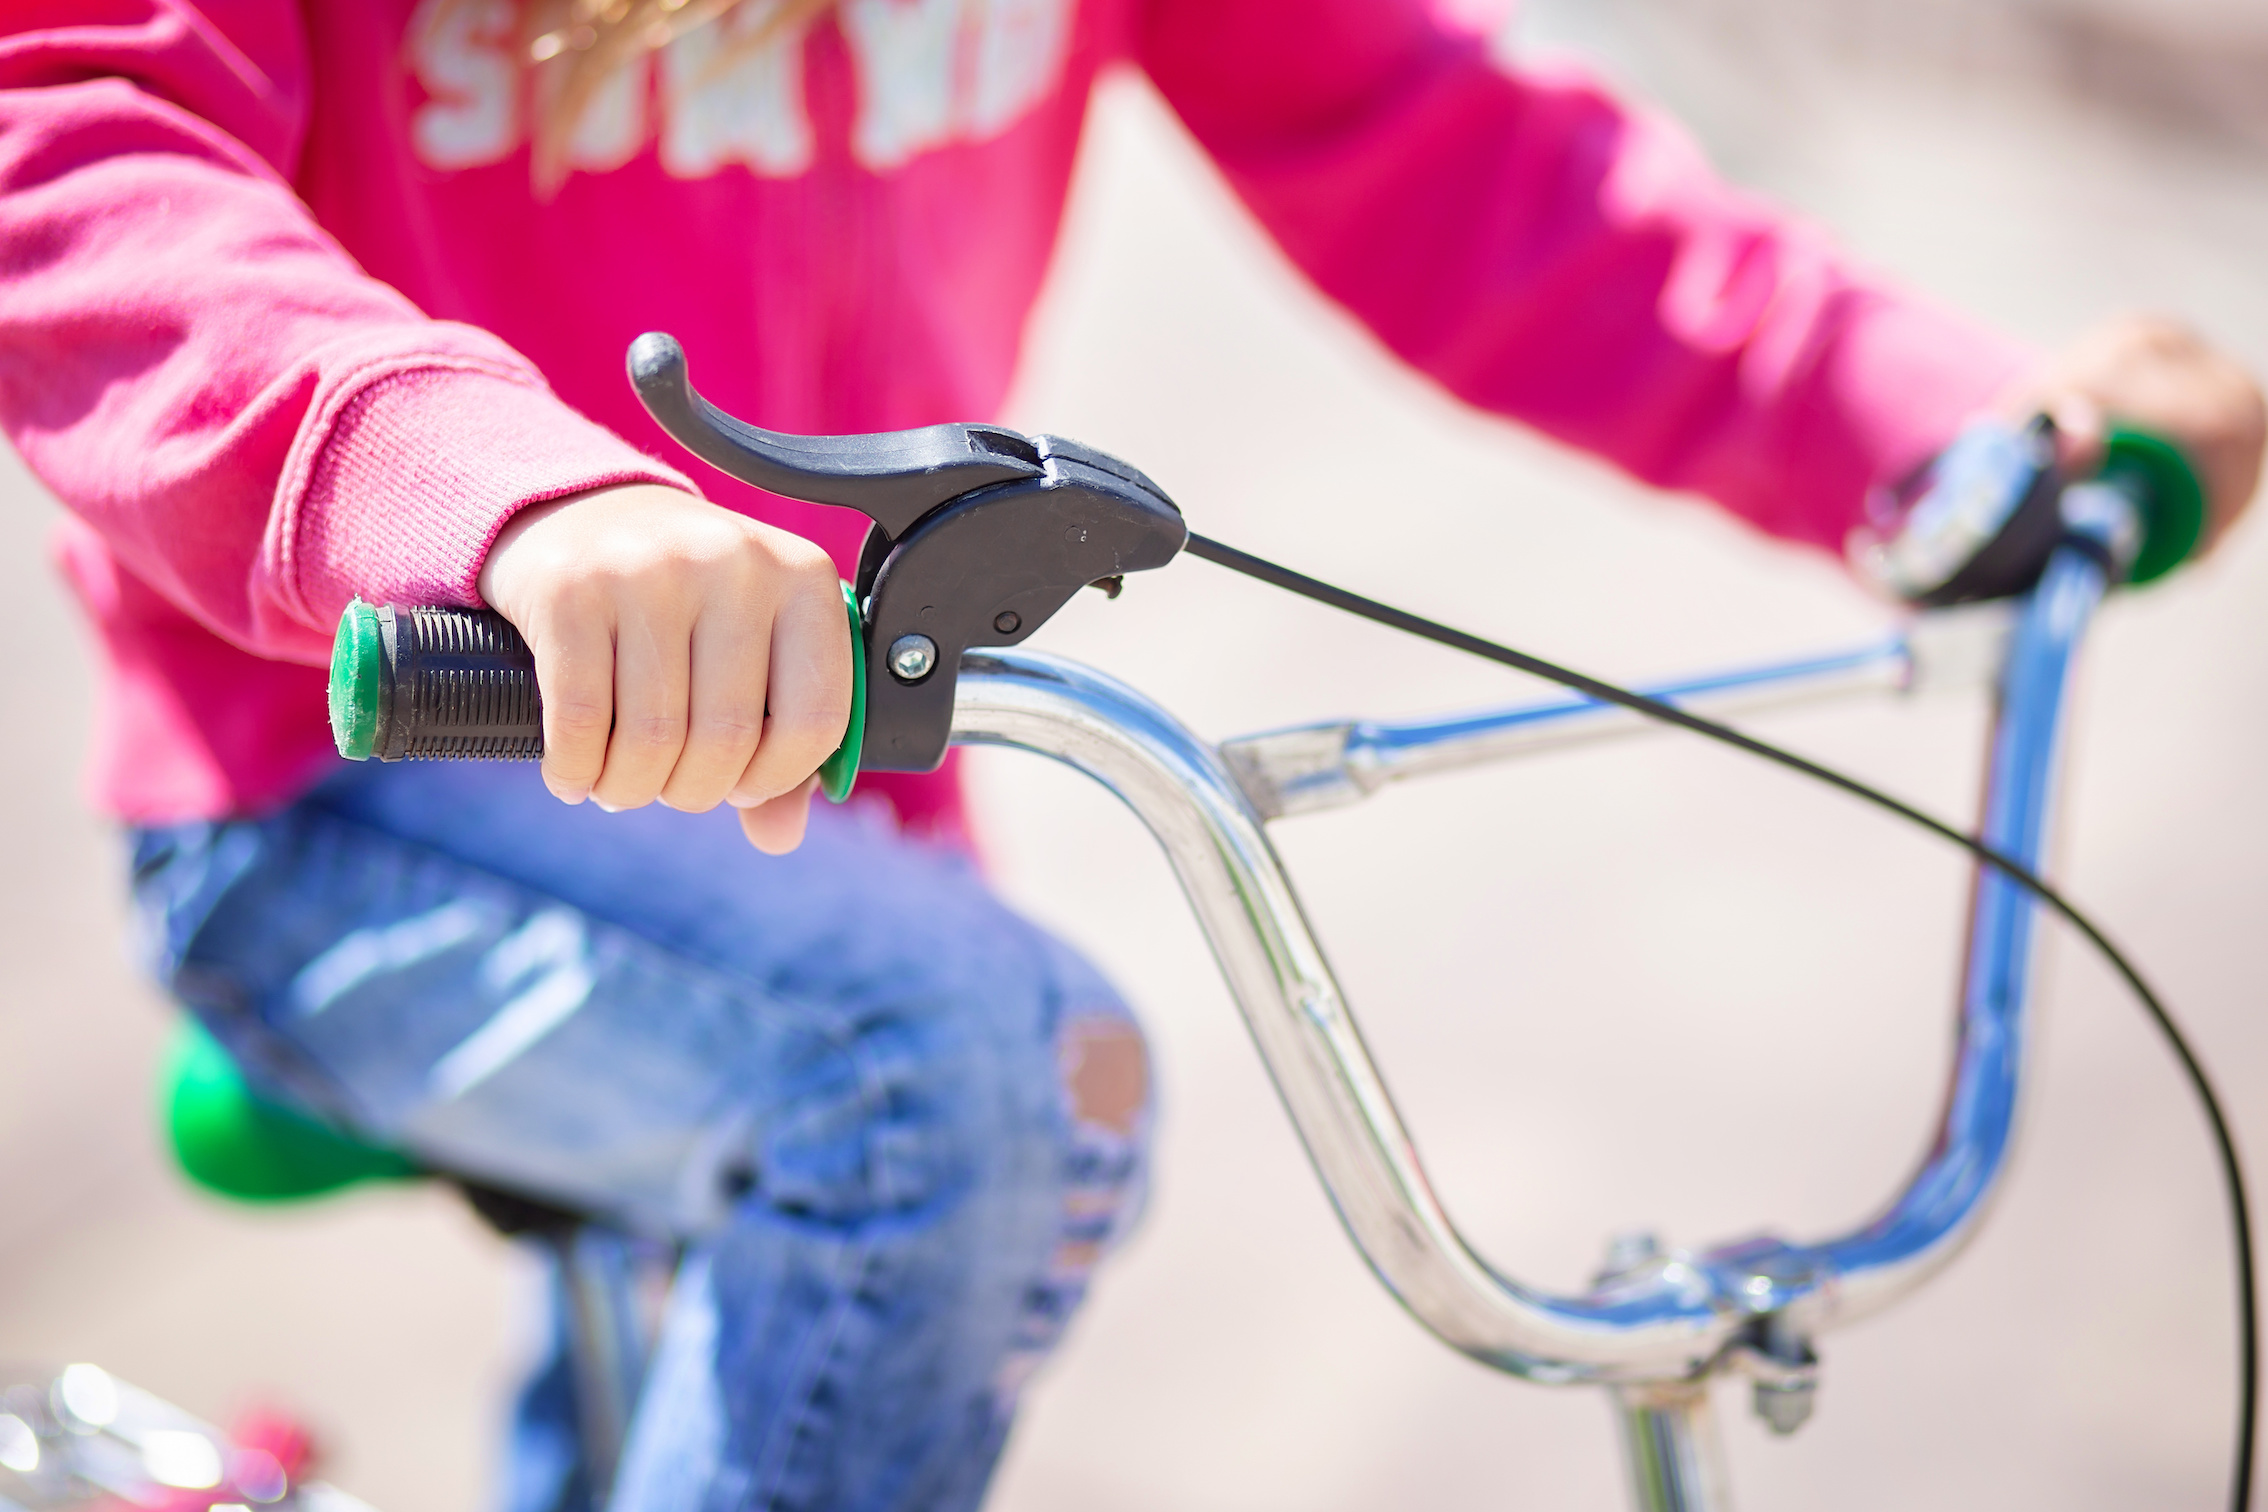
[405,0,1073,181]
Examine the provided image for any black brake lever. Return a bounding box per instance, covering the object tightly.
[628,333,1048,538]
[628,332,1188,772]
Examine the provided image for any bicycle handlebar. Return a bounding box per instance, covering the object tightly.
[940,524,2109,1383]
[322,595,2011,791]
[321,521,2111,1383]
[317,330,2170,1387]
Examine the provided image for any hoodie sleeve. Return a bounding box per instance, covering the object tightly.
[0,1,694,667]
[1136,0,2033,554]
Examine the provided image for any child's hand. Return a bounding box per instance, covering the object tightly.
[2004,315,2266,551]
[475,484,853,855]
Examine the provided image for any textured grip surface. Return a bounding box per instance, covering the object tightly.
[332,600,543,762]
[332,597,865,792]
[384,605,543,761]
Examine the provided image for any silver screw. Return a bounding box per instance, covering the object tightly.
[1753,1374,1817,1436]
[1746,1315,1820,1436]
[887,634,938,683]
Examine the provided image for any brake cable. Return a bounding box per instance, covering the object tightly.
[1185,530,2256,1512]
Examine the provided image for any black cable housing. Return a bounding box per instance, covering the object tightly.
[1186,531,2255,1512]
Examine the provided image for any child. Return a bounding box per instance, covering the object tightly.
[0,3,2258,1510]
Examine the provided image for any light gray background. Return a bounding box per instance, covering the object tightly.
[3,3,2264,1508]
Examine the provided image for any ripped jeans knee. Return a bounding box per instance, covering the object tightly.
[992,996,1154,1404]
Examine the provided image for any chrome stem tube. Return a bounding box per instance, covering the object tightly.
[557,1225,648,1505]
[1613,1381,1734,1512]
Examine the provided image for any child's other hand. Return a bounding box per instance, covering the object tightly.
[2004,315,2266,551]
[476,484,852,855]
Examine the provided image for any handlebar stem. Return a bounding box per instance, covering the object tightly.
[1217,604,2015,821]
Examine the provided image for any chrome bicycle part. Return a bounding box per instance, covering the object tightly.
[557,1227,649,1507]
[950,505,2121,1509]
[1220,603,2013,819]
[1613,1380,1733,1512]
[0,1363,370,1510]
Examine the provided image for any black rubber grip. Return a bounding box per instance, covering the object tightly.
[364,604,543,762]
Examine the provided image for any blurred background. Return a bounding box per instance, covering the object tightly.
[4,1,2266,1507]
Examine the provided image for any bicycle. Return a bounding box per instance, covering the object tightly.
[3,334,2246,1512]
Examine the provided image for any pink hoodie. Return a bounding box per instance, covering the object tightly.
[0,0,2029,829]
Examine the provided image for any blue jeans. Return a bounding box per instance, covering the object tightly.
[130,760,1150,1512]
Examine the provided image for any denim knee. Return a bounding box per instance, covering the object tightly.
[767,915,1142,1231]
[606,929,1153,1512]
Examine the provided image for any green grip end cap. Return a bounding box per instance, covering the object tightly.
[817,581,866,804]
[2104,427,2207,585]
[330,598,383,760]
[163,1019,417,1203]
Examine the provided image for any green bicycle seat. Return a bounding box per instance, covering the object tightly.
[161,1019,417,1203]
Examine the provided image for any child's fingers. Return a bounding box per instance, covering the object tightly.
[590,602,693,811]
[474,488,853,836]
[660,600,770,813]
[728,567,852,808]
[738,775,820,855]
[528,599,615,804]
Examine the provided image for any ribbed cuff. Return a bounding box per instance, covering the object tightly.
[291,365,697,621]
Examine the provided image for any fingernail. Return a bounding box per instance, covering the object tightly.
[593,799,622,814]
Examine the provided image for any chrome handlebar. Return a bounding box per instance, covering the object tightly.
[947,535,2111,1384]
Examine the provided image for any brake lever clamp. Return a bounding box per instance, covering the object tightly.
[1856,413,2205,606]
[629,332,1188,772]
